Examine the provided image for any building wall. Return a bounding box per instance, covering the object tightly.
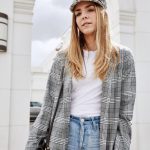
[0,0,35,150]
[0,1,13,149]
[31,71,50,103]
[119,0,150,150]
[134,0,150,150]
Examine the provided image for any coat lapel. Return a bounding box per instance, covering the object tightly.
[100,63,113,118]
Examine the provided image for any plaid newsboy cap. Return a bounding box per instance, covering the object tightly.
[70,0,107,12]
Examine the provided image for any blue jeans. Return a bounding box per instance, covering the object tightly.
[67,114,100,150]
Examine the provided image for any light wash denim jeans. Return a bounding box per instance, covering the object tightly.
[67,114,100,150]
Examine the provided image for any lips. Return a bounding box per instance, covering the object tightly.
[82,22,91,26]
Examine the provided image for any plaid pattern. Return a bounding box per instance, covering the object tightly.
[25,47,136,150]
[70,0,107,12]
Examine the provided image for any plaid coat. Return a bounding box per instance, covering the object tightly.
[25,47,136,150]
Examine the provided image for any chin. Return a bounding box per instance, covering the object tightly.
[82,30,95,36]
[81,28,95,35]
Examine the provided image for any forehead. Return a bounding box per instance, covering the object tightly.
[74,1,95,11]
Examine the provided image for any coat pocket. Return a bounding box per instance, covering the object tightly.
[113,119,131,150]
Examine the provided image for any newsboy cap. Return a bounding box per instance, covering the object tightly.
[70,0,107,12]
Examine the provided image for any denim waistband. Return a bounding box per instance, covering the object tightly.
[70,114,100,122]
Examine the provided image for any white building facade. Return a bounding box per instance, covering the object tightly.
[0,0,35,150]
[0,0,150,150]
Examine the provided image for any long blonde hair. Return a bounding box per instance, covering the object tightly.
[66,4,120,80]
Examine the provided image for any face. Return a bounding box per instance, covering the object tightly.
[74,2,97,36]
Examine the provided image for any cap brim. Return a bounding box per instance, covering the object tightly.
[70,1,107,12]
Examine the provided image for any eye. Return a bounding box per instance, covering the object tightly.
[87,7,95,12]
[87,6,95,12]
[89,8,94,11]
[75,12,81,17]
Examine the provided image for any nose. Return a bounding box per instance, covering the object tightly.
[81,11,88,20]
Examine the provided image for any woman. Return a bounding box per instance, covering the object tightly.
[25,0,136,150]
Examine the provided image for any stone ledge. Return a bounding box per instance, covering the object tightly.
[14,0,35,15]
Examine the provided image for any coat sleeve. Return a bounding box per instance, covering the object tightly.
[114,50,136,150]
[25,52,64,150]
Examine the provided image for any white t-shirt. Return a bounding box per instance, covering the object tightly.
[70,49,102,117]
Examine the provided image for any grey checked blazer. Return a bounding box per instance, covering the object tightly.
[25,47,136,150]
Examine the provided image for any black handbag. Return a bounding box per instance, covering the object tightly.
[36,137,49,150]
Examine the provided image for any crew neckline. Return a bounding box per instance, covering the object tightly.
[83,49,96,52]
[83,49,96,55]
[83,49,96,58]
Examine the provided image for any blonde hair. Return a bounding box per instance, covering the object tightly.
[66,4,120,80]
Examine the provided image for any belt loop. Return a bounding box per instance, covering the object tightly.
[93,118,97,130]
